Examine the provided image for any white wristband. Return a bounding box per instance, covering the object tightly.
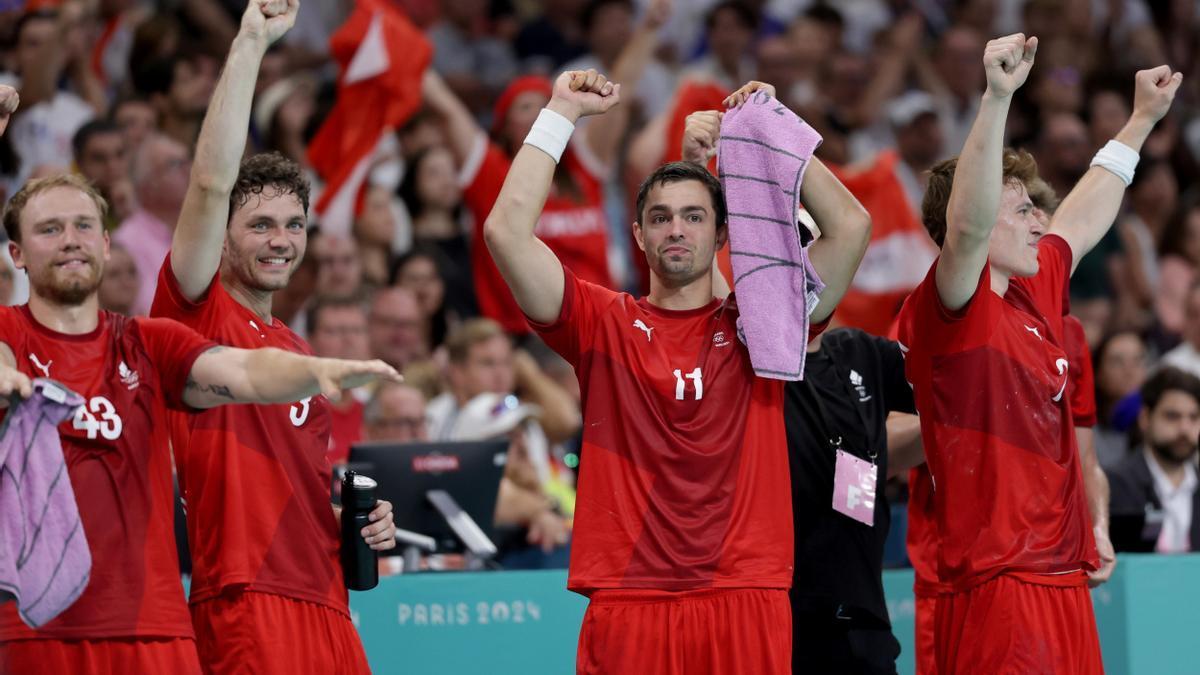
[524,108,575,163]
[1089,140,1140,186]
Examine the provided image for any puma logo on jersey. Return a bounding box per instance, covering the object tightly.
[1052,358,1070,402]
[633,319,653,342]
[118,361,140,390]
[28,353,51,378]
[1024,325,1042,340]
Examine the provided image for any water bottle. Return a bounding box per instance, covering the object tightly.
[340,471,379,591]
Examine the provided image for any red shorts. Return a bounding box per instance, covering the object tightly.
[191,590,370,675]
[576,588,790,675]
[935,572,1103,675]
[914,594,939,675]
[0,636,201,674]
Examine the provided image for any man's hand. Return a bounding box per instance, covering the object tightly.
[239,0,298,48]
[545,69,621,124]
[526,509,570,553]
[1088,526,1116,587]
[0,85,18,138]
[0,363,32,400]
[982,33,1037,99]
[1130,65,1183,126]
[361,500,397,552]
[724,80,776,109]
[310,358,402,402]
[682,110,722,164]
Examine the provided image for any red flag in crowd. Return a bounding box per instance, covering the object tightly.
[307,0,431,236]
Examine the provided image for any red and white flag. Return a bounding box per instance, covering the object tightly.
[307,0,431,236]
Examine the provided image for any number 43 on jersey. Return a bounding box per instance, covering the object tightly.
[72,396,123,440]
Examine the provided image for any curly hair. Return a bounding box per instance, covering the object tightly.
[921,148,1041,248]
[229,152,311,221]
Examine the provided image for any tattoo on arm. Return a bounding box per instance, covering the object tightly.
[186,375,235,400]
[203,346,227,355]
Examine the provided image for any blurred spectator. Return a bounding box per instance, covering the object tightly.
[927,25,984,158]
[112,96,158,149]
[428,318,581,444]
[681,1,756,91]
[1155,206,1200,338]
[391,247,454,350]
[131,48,216,147]
[427,0,519,119]
[368,286,427,370]
[364,381,429,443]
[72,119,136,225]
[1162,285,1200,378]
[1094,330,1152,469]
[98,242,141,317]
[254,74,318,168]
[562,0,675,118]
[354,185,401,286]
[0,251,13,306]
[397,146,475,318]
[114,132,191,315]
[1108,367,1200,553]
[4,9,98,183]
[513,0,587,73]
[1033,113,1091,199]
[311,234,364,300]
[309,296,373,464]
[1111,159,1179,331]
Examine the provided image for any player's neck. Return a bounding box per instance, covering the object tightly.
[646,275,715,311]
[27,291,100,335]
[221,273,275,325]
[989,263,1012,298]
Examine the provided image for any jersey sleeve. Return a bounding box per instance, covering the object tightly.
[134,317,217,410]
[1064,315,1097,428]
[525,264,613,367]
[148,251,220,324]
[897,256,991,354]
[0,306,23,355]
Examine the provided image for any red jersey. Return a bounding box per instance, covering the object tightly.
[530,267,817,592]
[150,256,347,615]
[462,135,613,333]
[326,398,364,465]
[896,235,1098,591]
[1064,315,1097,427]
[0,306,212,640]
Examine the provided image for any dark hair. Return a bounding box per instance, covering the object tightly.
[13,9,58,45]
[307,294,367,336]
[706,1,756,31]
[1141,367,1200,415]
[71,120,123,163]
[229,152,311,219]
[582,0,634,32]
[922,148,1041,248]
[398,147,460,219]
[635,162,727,229]
[3,174,109,244]
[389,244,451,346]
[803,2,844,28]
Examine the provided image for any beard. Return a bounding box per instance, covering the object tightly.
[650,247,707,287]
[1149,438,1199,465]
[32,260,102,306]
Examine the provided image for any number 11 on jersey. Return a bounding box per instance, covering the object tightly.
[673,368,703,401]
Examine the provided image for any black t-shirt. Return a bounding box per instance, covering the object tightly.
[785,328,915,628]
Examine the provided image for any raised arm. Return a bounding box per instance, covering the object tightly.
[1050,66,1182,273]
[183,346,401,409]
[483,70,620,324]
[581,0,670,168]
[169,0,298,301]
[799,157,871,323]
[936,34,1037,311]
[421,69,485,166]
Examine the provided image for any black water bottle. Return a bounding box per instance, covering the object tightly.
[340,471,379,591]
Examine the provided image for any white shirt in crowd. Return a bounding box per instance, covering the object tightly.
[1144,446,1198,554]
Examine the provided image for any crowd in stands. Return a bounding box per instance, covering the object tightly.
[0,0,1197,562]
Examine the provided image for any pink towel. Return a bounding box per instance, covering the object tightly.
[719,94,825,380]
[0,379,91,628]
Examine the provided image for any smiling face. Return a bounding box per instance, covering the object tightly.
[987,180,1045,280]
[223,190,307,293]
[634,179,726,288]
[9,185,110,306]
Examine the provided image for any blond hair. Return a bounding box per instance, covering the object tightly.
[4,173,109,243]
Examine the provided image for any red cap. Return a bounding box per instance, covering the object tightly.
[491,76,554,137]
